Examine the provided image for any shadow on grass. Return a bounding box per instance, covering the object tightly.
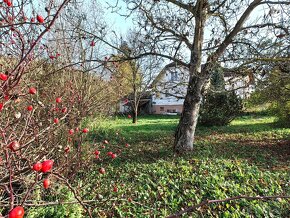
[88,115,290,170]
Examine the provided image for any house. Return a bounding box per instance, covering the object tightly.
[151,66,255,115]
[151,66,188,114]
[119,92,152,115]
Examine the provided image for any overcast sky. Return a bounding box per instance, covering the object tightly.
[102,0,133,36]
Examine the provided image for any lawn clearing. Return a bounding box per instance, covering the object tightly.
[28,115,290,217]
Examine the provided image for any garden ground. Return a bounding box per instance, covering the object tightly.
[28,115,290,217]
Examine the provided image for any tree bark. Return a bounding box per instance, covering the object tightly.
[174,75,205,153]
[173,0,207,153]
[132,107,138,124]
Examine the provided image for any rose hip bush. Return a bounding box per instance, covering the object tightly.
[0,0,128,217]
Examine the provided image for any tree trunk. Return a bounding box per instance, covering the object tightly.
[132,108,138,124]
[173,75,205,153]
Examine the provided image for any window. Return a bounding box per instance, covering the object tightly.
[160,107,164,111]
[170,71,178,81]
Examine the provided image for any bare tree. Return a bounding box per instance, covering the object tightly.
[118,0,289,153]
[108,32,161,123]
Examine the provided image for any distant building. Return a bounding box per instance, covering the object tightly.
[151,66,255,115]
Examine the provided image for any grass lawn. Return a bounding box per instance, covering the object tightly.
[28,115,290,217]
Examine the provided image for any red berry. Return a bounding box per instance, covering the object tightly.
[0,103,4,111]
[31,18,35,22]
[56,97,62,103]
[128,197,132,202]
[64,146,70,153]
[27,105,33,111]
[36,15,44,23]
[111,153,117,159]
[43,179,50,189]
[82,128,89,133]
[29,87,36,95]
[61,107,67,113]
[107,151,113,157]
[32,162,42,171]
[4,95,10,101]
[41,160,53,173]
[75,127,79,132]
[0,73,8,81]
[6,0,12,7]
[125,143,130,147]
[94,150,100,155]
[53,118,59,124]
[113,186,118,192]
[104,140,109,144]
[68,129,74,135]
[95,155,99,159]
[99,167,105,174]
[90,41,95,46]
[8,141,20,152]
[128,115,132,118]
[8,206,24,218]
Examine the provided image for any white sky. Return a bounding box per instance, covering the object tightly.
[102,0,133,36]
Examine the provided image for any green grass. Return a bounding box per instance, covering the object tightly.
[28,115,290,217]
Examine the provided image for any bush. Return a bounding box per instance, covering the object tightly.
[198,91,243,126]
[248,64,290,127]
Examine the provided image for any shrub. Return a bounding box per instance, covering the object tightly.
[248,65,290,127]
[198,91,243,126]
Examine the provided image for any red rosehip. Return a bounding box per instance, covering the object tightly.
[94,150,100,155]
[53,118,59,124]
[32,162,42,172]
[6,0,12,7]
[113,186,118,192]
[111,153,117,159]
[41,160,53,173]
[64,146,70,153]
[107,151,113,157]
[99,167,105,174]
[8,141,20,152]
[68,129,74,135]
[43,179,50,189]
[95,155,99,159]
[82,128,89,133]
[90,41,95,46]
[56,97,62,103]
[0,103,4,111]
[27,105,33,111]
[8,206,24,218]
[125,143,130,147]
[4,95,10,101]
[36,15,44,23]
[31,17,35,22]
[61,107,67,113]
[0,73,8,81]
[75,127,79,132]
[29,87,36,95]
